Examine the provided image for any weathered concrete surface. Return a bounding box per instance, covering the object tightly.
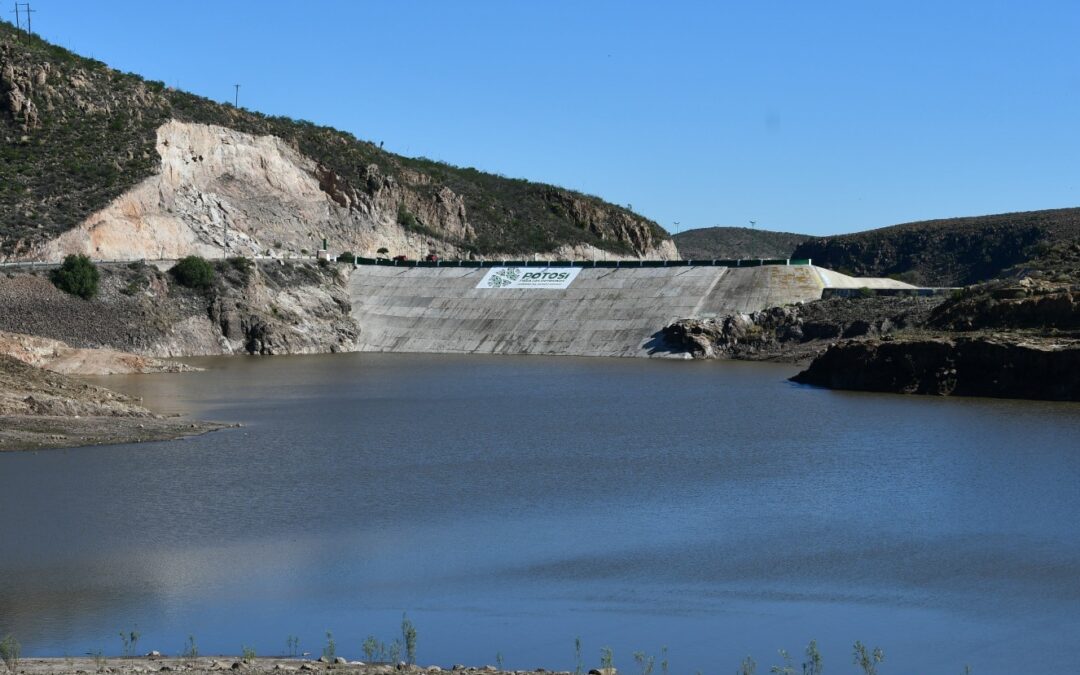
[348,264,914,357]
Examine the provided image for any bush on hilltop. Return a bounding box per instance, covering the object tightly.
[50,254,99,299]
[171,255,216,290]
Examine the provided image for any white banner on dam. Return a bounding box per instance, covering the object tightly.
[476,267,582,289]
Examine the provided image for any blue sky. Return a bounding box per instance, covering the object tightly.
[23,0,1080,236]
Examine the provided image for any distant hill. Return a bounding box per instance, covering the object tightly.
[673,227,810,260]
[0,21,672,260]
[792,208,1080,286]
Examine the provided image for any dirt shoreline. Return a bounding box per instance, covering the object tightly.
[0,352,230,452]
[0,415,230,452]
[11,657,566,675]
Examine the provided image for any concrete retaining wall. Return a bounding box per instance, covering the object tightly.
[347,264,912,357]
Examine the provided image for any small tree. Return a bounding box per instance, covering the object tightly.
[50,254,99,299]
[377,247,390,257]
[853,641,884,675]
[171,255,215,289]
[0,635,20,674]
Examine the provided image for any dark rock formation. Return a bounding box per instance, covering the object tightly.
[791,337,1080,401]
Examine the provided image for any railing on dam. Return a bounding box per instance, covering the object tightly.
[342,256,813,269]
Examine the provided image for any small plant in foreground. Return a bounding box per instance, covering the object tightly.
[770,649,793,675]
[0,635,20,674]
[322,631,336,662]
[633,650,654,675]
[496,652,504,670]
[242,645,257,662]
[119,627,140,658]
[574,637,583,675]
[363,636,383,662]
[600,646,615,671]
[286,635,300,658]
[402,612,417,664]
[91,648,106,671]
[181,635,198,666]
[853,641,884,675]
[660,646,668,675]
[738,655,756,675]
[802,640,822,675]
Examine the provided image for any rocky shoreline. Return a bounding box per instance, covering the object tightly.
[8,657,576,675]
[791,335,1080,400]
[662,278,1080,401]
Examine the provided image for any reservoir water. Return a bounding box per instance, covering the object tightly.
[2,353,1079,674]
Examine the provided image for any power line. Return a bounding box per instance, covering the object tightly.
[21,2,34,43]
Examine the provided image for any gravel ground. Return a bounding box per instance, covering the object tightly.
[10,657,573,675]
[0,265,206,352]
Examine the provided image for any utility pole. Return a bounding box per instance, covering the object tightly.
[749,220,757,229]
[674,221,680,235]
[11,2,20,30]
[234,84,240,108]
[21,3,34,44]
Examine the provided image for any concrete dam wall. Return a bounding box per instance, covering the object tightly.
[347,263,913,358]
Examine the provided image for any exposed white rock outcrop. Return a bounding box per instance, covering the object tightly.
[38,120,675,263]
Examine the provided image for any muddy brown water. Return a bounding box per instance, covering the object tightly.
[2,353,1079,674]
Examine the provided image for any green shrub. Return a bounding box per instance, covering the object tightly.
[337,251,356,263]
[0,635,20,674]
[50,254,99,299]
[171,255,215,289]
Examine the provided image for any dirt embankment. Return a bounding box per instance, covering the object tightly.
[0,354,226,452]
[0,329,193,374]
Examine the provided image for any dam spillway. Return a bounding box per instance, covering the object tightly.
[347,262,913,358]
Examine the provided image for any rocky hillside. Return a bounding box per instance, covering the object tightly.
[0,22,674,261]
[0,259,358,357]
[672,226,809,260]
[792,207,1080,286]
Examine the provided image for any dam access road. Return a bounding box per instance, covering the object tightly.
[348,261,915,357]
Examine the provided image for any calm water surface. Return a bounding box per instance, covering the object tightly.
[2,353,1079,674]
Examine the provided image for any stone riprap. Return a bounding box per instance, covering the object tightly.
[348,264,913,357]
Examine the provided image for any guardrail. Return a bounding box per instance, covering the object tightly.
[0,256,814,270]
[341,257,813,269]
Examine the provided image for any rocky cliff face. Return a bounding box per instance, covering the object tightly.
[1,25,675,261]
[37,120,452,262]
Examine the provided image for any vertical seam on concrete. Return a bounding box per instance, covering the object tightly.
[688,268,727,318]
